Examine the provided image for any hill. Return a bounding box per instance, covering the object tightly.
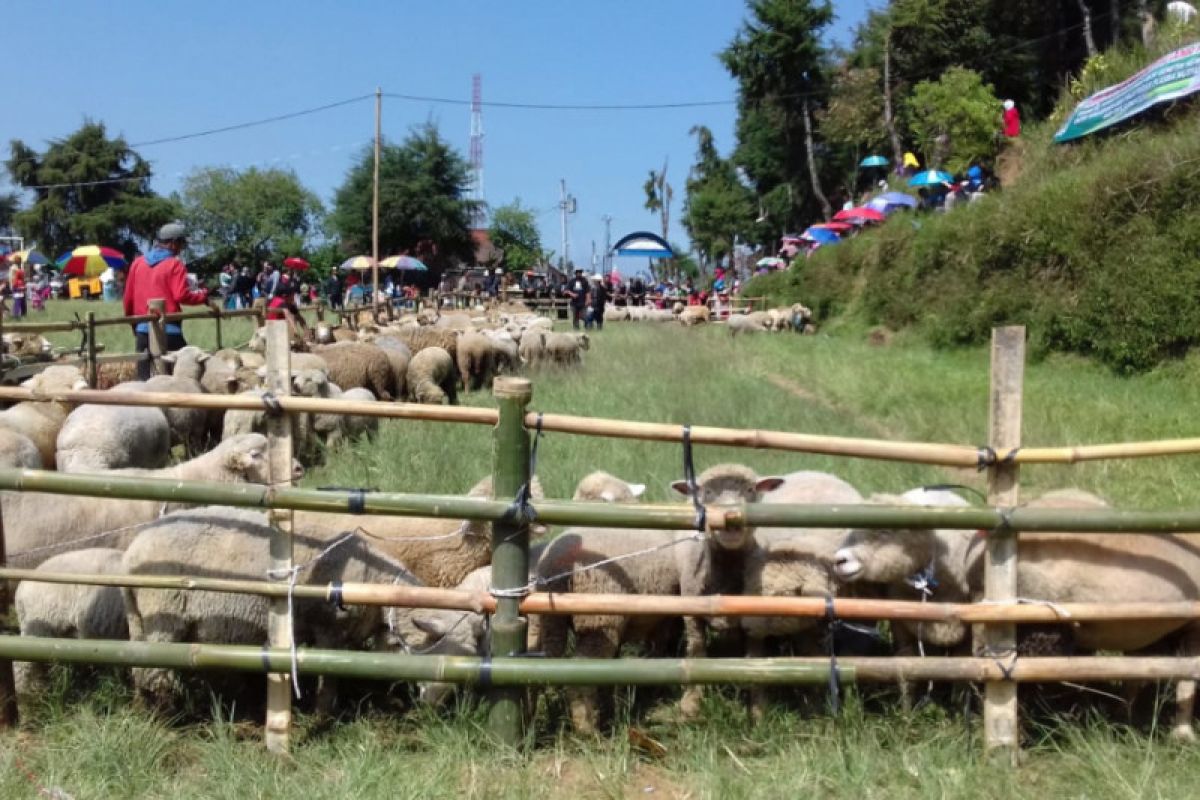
[749,49,1200,373]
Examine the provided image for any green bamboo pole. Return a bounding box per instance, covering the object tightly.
[488,377,532,745]
[0,498,18,727]
[5,467,1200,534]
[0,307,263,334]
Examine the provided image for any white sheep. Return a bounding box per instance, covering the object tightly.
[56,401,171,473]
[727,312,771,337]
[0,428,42,469]
[572,470,646,502]
[14,548,128,694]
[121,506,419,712]
[406,347,458,405]
[310,342,396,401]
[678,306,711,326]
[4,433,296,567]
[456,332,497,392]
[123,374,210,455]
[0,365,88,467]
[543,332,589,366]
[518,330,548,367]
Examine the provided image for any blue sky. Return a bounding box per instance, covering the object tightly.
[6,0,874,263]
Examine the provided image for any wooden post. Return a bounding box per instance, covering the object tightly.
[214,308,223,350]
[372,87,382,322]
[315,301,325,323]
[85,311,98,388]
[147,299,168,376]
[0,501,19,727]
[488,376,532,745]
[263,321,294,754]
[984,326,1024,763]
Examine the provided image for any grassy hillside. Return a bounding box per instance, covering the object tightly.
[750,49,1200,373]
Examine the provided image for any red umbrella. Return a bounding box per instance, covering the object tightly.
[812,222,853,233]
[283,257,310,271]
[834,207,885,223]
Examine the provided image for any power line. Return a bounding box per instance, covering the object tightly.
[129,93,374,147]
[384,91,739,110]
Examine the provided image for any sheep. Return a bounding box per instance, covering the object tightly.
[406,347,458,405]
[537,464,783,733]
[121,506,420,711]
[518,330,548,367]
[456,332,497,392]
[390,326,460,367]
[572,470,646,503]
[4,433,296,567]
[0,428,42,469]
[0,365,88,467]
[95,361,140,390]
[371,336,412,398]
[309,342,395,401]
[2,333,53,359]
[482,330,520,375]
[740,470,865,720]
[56,401,171,473]
[123,374,210,455]
[832,488,1200,740]
[14,548,128,694]
[543,332,589,366]
[678,306,711,326]
[312,386,378,448]
[727,312,770,337]
[221,370,329,458]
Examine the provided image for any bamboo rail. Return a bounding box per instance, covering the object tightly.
[0,306,263,334]
[5,567,1200,625]
[4,636,1200,685]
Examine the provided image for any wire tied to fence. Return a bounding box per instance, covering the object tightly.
[509,412,544,530]
[681,425,706,533]
[975,446,1021,472]
[260,391,285,417]
[265,531,357,699]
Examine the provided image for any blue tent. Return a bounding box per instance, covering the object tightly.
[612,231,673,258]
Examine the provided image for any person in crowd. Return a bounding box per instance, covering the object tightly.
[262,261,281,298]
[325,271,344,309]
[630,276,647,307]
[8,255,26,318]
[566,267,589,329]
[585,272,608,331]
[123,222,209,380]
[264,275,308,340]
[234,266,254,309]
[1003,100,1021,138]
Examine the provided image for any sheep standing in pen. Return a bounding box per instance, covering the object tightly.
[536,464,783,734]
[832,488,1200,741]
[310,342,395,401]
[456,331,497,392]
[0,365,88,467]
[14,548,128,693]
[371,336,412,399]
[56,401,171,473]
[543,332,589,366]
[727,312,771,337]
[122,374,210,456]
[0,428,42,469]
[312,386,378,448]
[406,347,458,405]
[4,433,298,567]
[121,506,421,712]
[678,306,710,326]
[518,330,548,367]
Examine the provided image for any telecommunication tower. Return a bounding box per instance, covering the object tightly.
[469,73,486,228]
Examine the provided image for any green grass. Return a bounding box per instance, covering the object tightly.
[6,309,1200,795]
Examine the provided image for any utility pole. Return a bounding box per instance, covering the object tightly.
[591,240,597,271]
[558,179,576,270]
[601,214,613,274]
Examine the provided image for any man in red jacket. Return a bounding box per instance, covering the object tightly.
[124,221,209,379]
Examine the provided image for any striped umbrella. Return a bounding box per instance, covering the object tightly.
[55,245,127,277]
[339,255,377,272]
[380,255,428,271]
[12,248,51,266]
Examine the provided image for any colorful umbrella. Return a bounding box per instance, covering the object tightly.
[757,257,786,268]
[339,255,376,272]
[866,192,918,213]
[380,255,428,271]
[283,257,310,271]
[859,155,890,168]
[811,222,853,233]
[11,248,51,266]
[800,227,841,245]
[55,245,127,277]
[908,170,954,188]
[834,207,886,223]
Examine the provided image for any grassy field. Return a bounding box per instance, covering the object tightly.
[5,300,1200,797]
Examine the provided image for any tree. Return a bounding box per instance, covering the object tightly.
[177,166,323,270]
[643,159,674,243]
[0,191,16,235]
[682,126,756,269]
[818,66,887,197]
[905,67,1001,172]
[5,121,177,258]
[721,0,836,227]
[488,200,542,273]
[329,124,478,276]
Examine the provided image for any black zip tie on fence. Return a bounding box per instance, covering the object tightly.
[975,446,1020,472]
[316,486,376,514]
[261,391,285,417]
[329,580,347,611]
[508,413,544,529]
[681,425,706,533]
[824,595,841,716]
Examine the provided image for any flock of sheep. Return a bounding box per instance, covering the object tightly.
[603,301,816,335]
[4,305,1193,743]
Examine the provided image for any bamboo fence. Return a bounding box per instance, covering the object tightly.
[3,319,1200,759]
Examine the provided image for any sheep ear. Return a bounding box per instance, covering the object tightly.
[412,615,447,637]
[197,352,210,363]
[670,480,691,496]
[628,483,646,498]
[755,477,786,494]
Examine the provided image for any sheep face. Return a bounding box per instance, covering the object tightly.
[314,324,335,344]
[833,525,933,584]
[291,369,328,397]
[398,608,487,705]
[670,465,784,550]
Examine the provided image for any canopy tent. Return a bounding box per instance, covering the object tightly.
[611,231,674,259]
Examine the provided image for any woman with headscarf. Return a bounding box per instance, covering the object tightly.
[1003,100,1021,138]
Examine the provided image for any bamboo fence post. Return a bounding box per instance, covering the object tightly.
[264,321,294,754]
[85,311,98,388]
[147,299,168,376]
[0,496,18,727]
[984,325,1024,763]
[488,376,533,746]
[214,307,223,350]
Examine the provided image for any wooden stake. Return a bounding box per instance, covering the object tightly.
[85,311,98,388]
[984,325,1024,763]
[264,321,294,754]
[372,86,382,322]
[147,299,168,376]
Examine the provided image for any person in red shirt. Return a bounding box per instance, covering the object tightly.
[1003,99,1021,138]
[124,222,209,379]
[8,256,26,318]
[264,276,307,341]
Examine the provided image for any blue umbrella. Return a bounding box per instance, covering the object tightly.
[908,170,954,188]
[800,227,841,245]
[867,192,919,213]
[859,155,890,168]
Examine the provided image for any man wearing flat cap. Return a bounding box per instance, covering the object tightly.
[124,221,210,379]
